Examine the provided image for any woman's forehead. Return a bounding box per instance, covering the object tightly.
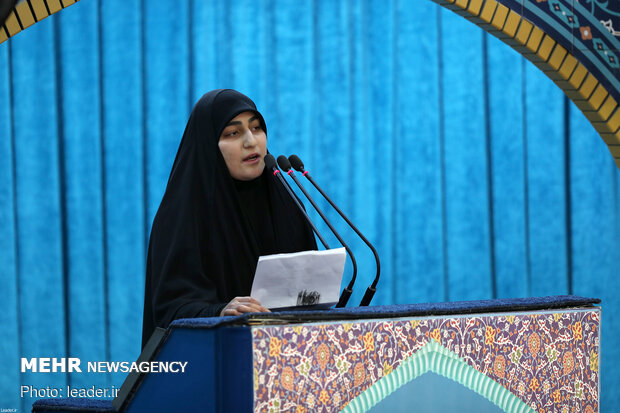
[224,111,261,127]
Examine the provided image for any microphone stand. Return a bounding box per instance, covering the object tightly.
[289,155,381,306]
[277,156,355,308]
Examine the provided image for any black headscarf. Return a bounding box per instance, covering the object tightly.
[142,89,317,346]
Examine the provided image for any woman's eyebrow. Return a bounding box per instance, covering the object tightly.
[224,116,258,127]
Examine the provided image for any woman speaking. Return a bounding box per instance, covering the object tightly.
[142,89,317,346]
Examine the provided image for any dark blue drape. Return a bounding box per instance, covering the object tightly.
[0,0,618,411]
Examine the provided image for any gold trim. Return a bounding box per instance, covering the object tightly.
[47,0,63,14]
[30,0,50,21]
[0,0,79,44]
[15,1,36,29]
[490,3,509,32]
[4,11,21,36]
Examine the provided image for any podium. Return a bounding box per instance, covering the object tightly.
[33,296,600,412]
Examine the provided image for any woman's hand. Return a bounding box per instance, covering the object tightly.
[220,296,270,316]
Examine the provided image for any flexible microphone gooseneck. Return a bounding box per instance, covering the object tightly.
[277,155,355,308]
[289,154,381,306]
[264,154,330,250]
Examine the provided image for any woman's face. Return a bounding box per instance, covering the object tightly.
[218,111,267,181]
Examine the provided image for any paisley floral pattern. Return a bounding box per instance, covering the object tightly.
[252,309,600,412]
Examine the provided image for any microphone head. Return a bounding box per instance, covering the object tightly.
[289,154,305,172]
[277,155,292,172]
[264,154,277,171]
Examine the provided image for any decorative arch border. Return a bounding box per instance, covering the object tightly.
[0,0,78,43]
[341,340,534,413]
[432,0,620,169]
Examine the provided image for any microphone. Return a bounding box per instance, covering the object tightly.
[277,155,356,308]
[289,154,381,306]
[264,154,330,249]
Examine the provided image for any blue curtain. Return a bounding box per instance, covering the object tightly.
[0,0,618,411]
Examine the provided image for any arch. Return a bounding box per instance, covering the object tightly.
[342,341,533,413]
[431,0,620,169]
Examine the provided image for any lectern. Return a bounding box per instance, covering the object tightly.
[33,295,600,412]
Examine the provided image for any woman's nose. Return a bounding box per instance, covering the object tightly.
[242,130,256,147]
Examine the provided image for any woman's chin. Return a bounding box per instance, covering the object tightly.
[235,164,265,181]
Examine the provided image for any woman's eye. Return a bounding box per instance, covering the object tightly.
[223,130,237,138]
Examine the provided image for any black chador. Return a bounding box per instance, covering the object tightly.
[142,90,316,346]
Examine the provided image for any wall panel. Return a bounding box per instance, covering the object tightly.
[0,41,20,411]
[487,35,528,298]
[191,0,222,102]
[441,9,493,301]
[393,1,444,304]
[144,1,191,227]
[101,0,146,385]
[355,0,396,306]
[10,16,66,411]
[525,65,569,296]
[58,0,107,390]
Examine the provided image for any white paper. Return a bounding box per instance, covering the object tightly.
[250,248,346,310]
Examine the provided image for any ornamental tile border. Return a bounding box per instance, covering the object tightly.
[499,0,620,103]
[252,309,600,413]
[574,0,620,42]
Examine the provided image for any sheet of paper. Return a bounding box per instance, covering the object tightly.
[251,248,346,310]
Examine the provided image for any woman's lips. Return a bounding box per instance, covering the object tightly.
[243,153,260,164]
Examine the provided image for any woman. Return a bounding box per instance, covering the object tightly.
[142,89,317,346]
